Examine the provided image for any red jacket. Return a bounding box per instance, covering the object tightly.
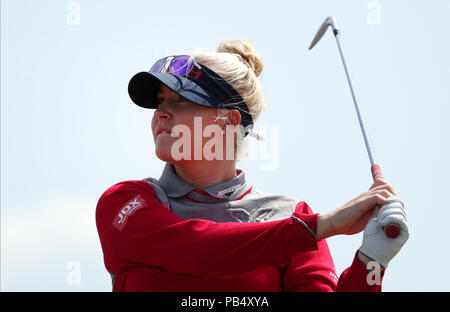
[96,180,382,292]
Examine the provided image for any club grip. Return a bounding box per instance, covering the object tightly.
[384,223,401,238]
[371,164,383,180]
[370,164,401,238]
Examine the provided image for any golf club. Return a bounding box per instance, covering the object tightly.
[308,16,401,239]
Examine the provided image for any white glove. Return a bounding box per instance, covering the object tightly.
[358,196,409,268]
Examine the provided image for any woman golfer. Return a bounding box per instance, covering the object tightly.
[96,40,408,292]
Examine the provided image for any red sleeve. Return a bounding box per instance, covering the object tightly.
[283,202,383,292]
[336,252,384,292]
[282,202,339,291]
[96,180,319,279]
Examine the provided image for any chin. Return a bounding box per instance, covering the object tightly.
[155,147,187,164]
[154,136,195,163]
[155,148,173,163]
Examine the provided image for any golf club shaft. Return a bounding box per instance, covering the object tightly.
[334,34,382,180]
[333,31,401,238]
[309,16,401,238]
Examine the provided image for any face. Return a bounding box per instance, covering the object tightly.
[151,84,231,163]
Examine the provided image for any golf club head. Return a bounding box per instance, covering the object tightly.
[308,16,339,50]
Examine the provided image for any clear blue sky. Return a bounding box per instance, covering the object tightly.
[1,0,449,291]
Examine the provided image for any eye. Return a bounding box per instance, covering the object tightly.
[178,96,189,103]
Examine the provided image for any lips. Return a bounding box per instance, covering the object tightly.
[156,128,172,136]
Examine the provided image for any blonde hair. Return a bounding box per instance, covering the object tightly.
[191,40,266,161]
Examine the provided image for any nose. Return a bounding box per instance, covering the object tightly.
[154,109,171,120]
[154,101,172,121]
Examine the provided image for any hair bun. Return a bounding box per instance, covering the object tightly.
[216,40,263,77]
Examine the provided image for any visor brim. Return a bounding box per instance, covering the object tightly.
[128,72,222,109]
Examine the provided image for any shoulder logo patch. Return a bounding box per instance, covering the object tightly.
[113,194,146,231]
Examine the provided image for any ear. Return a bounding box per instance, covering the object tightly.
[225,109,242,127]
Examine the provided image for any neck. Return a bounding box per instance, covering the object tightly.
[171,160,237,189]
